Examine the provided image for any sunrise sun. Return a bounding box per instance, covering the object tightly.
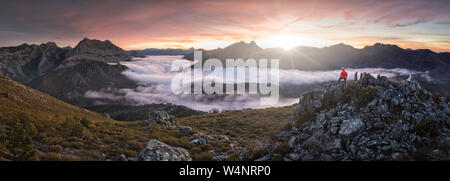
[268,34,301,50]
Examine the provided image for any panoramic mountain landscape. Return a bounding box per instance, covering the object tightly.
[0,37,448,161]
[0,0,449,165]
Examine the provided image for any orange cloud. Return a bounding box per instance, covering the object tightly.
[0,0,449,52]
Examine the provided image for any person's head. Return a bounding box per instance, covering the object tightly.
[341,67,345,70]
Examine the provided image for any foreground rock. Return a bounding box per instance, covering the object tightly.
[286,73,449,161]
[137,139,192,161]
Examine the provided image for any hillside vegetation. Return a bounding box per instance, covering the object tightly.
[0,74,293,160]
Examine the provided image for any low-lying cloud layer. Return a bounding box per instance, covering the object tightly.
[85,55,431,112]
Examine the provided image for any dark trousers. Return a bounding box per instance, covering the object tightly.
[338,77,346,84]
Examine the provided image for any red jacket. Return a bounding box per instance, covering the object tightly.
[340,69,347,79]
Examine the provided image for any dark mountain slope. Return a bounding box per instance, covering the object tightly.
[0,74,144,160]
[28,60,136,105]
[0,42,70,83]
[184,42,450,73]
[0,38,136,105]
[0,38,131,85]
[127,47,194,57]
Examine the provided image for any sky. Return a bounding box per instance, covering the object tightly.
[1,0,450,52]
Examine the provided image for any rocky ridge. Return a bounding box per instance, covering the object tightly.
[0,42,69,83]
[0,38,135,105]
[285,73,449,161]
[64,38,131,64]
[0,38,131,84]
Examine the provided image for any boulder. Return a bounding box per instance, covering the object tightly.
[178,126,192,135]
[339,118,364,136]
[212,155,228,161]
[137,139,192,161]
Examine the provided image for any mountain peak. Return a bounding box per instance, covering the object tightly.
[66,38,130,63]
[40,42,57,48]
[327,43,355,50]
[76,38,115,48]
[225,40,262,51]
[364,42,401,50]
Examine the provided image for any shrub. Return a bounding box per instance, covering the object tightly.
[294,106,315,127]
[414,119,440,137]
[344,84,378,109]
[273,142,291,157]
[3,113,38,161]
[41,152,61,161]
[126,140,144,151]
[192,151,214,161]
[418,89,431,101]
[49,145,63,153]
[80,117,92,128]
[431,92,441,103]
[62,117,86,137]
[123,150,137,157]
[239,144,267,161]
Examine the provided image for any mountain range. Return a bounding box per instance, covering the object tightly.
[1,38,450,104]
[127,47,194,57]
[184,41,450,97]
[184,41,450,82]
[0,38,136,105]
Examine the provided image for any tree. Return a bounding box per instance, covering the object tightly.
[4,113,38,160]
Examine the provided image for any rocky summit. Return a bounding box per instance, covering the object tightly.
[286,73,449,161]
[64,38,131,63]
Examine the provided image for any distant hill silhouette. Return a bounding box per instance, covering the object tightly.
[184,41,450,73]
[127,47,194,57]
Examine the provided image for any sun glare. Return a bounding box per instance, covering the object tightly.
[255,34,337,51]
[270,34,301,50]
[257,34,310,50]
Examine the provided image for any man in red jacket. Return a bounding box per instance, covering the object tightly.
[338,67,347,84]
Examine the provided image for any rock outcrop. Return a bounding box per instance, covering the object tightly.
[0,42,70,83]
[28,60,136,105]
[137,139,192,161]
[64,38,130,63]
[144,111,177,127]
[286,73,449,161]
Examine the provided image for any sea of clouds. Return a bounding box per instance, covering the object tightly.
[88,55,431,112]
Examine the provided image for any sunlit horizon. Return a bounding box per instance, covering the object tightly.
[1,0,450,52]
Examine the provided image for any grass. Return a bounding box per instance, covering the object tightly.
[0,75,147,160]
[0,75,296,161]
[174,106,294,160]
